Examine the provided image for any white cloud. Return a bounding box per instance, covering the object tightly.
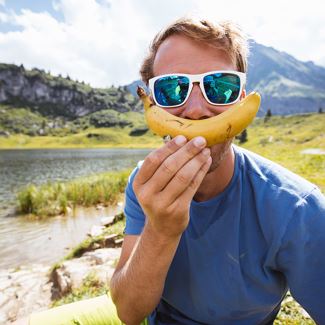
[0,0,5,7]
[0,0,324,88]
[192,0,325,66]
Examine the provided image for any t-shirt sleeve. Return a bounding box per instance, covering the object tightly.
[276,188,325,323]
[123,162,146,235]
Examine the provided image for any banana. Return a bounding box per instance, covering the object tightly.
[137,86,261,147]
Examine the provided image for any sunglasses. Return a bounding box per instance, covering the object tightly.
[148,70,246,108]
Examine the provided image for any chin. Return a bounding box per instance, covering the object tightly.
[208,139,233,173]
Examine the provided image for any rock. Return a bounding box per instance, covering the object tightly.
[53,268,72,295]
[52,248,121,296]
[103,234,119,247]
[88,225,105,237]
[100,216,115,227]
[92,243,101,250]
[0,131,10,138]
[114,238,124,246]
[83,248,120,265]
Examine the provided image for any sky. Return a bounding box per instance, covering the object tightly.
[0,0,324,88]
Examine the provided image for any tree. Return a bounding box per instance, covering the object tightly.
[264,108,272,123]
[41,119,47,130]
[236,129,248,144]
[319,107,323,114]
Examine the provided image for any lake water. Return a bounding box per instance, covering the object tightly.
[0,148,152,269]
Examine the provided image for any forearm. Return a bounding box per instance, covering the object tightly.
[110,223,181,325]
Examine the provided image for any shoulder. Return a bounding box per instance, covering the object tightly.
[233,145,324,246]
[232,146,325,272]
[233,145,319,201]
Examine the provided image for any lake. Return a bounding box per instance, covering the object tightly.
[0,148,152,269]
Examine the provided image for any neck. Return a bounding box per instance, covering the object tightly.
[194,145,235,202]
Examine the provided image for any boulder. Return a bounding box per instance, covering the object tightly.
[52,248,121,297]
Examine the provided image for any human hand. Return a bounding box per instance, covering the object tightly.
[133,135,212,240]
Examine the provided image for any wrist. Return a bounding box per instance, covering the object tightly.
[144,220,182,245]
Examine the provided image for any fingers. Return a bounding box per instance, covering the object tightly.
[134,135,187,186]
[145,137,208,192]
[161,148,212,202]
[171,156,212,209]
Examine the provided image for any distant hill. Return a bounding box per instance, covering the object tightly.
[0,64,146,137]
[247,41,325,115]
[126,41,325,116]
[0,63,142,118]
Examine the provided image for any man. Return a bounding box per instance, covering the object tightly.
[110,17,325,324]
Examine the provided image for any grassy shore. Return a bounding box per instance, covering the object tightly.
[17,170,131,217]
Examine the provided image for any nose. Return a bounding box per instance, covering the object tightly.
[180,83,214,120]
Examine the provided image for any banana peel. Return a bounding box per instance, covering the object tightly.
[137,86,261,147]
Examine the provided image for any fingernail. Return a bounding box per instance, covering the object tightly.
[193,137,206,147]
[174,135,187,146]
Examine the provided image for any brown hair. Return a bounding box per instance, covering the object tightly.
[140,17,249,84]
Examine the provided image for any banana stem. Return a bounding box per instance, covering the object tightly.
[137,86,153,111]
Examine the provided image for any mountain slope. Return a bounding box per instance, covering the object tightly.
[0,64,142,118]
[247,41,325,115]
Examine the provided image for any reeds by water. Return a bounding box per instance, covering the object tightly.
[17,169,131,217]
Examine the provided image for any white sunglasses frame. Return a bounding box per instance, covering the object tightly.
[148,70,246,108]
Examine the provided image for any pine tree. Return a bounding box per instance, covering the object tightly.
[264,109,272,123]
[236,129,248,144]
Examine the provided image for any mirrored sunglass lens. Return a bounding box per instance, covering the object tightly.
[154,76,189,107]
[203,73,241,104]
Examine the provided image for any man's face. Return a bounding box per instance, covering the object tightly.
[152,34,246,172]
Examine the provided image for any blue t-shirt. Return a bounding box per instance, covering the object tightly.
[124,145,325,325]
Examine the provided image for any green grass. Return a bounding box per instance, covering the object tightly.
[275,292,315,324]
[0,106,46,135]
[234,113,325,193]
[17,170,131,218]
[0,126,161,148]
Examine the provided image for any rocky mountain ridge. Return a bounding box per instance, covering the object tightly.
[246,41,325,115]
[0,64,142,119]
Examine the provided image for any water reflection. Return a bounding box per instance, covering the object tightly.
[0,148,151,269]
